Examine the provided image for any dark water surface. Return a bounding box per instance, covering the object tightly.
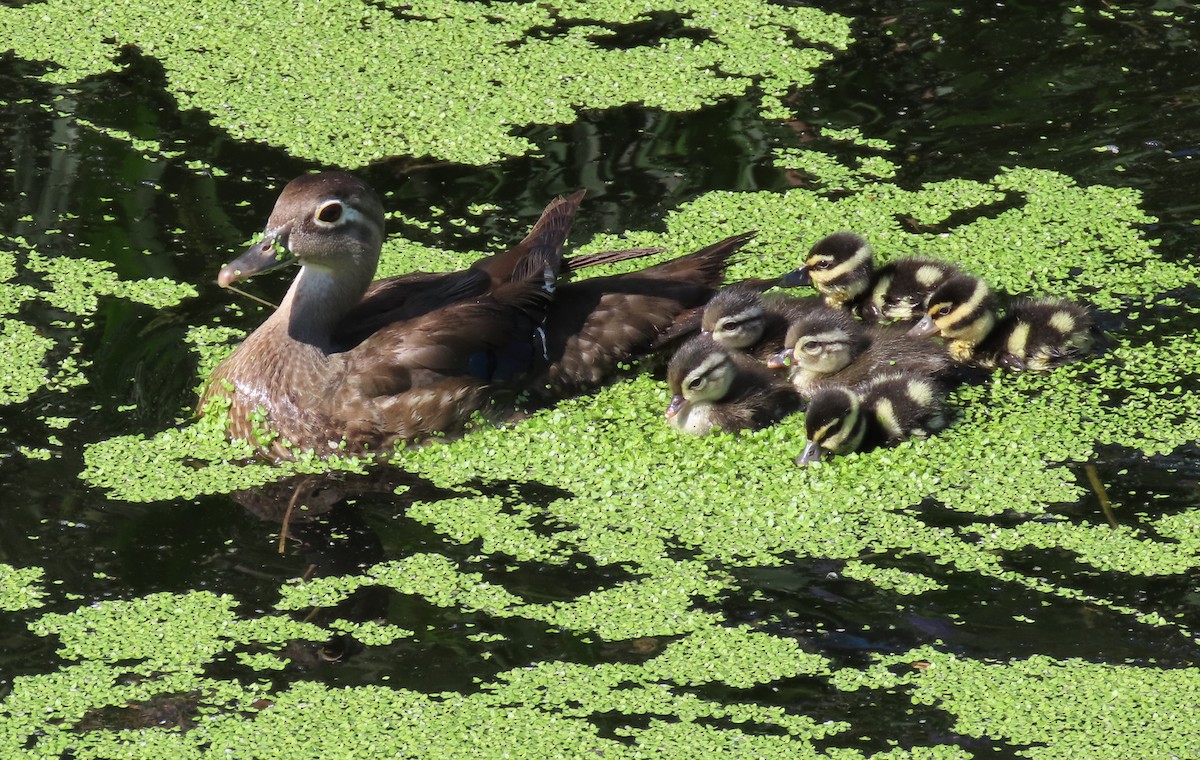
[2,0,1199,751]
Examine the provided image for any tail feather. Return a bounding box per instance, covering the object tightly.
[564,246,665,272]
[638,231,756,283]
[475,189,587,285]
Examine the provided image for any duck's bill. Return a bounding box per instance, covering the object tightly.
[217,227,294,288]
[765,349,794,369]
[907,314,939,338]
[665,394,686,419]
[795,441,823,467]
[779,266,812,288]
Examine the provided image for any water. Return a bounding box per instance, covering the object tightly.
[2,0,1199,753]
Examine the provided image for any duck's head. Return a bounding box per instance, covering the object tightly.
[666,335,737,418]
[768,309,867,376]
[780,232,873,306]
[797,386,864,466]
[908,274,996,353]
[218,172,386,288]
[701,288,767,350]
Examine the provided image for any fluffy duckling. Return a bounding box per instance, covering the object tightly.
[666,335,802,435]
[700,285,822,362]
[780,232,873,310]
[782,233,960,323]
[860,257,960,323]
[797,372,949,465]
[767,307,952,397]
[910,277,1094,370]
[974,297,1095,371]
[907,274,998,363]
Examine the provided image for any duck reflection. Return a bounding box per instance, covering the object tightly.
[230,469,454,666]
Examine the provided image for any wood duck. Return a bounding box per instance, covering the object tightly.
[909,278,1093,370]
[782,232,960,324]
[529,232,752,396]
[665,335,802,435]
[797,371,949,465]
[202,172,750,458]
[907,274,998,363]
[859,257,960,323]
[766,306,951,397]
[202,172,575,459]
[780,231,873,310]
[974,297,1095,371]
[699,285,822,362]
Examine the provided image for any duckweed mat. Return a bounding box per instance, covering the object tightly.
[3,1,1200,757]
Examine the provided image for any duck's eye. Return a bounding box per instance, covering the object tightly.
[935,304,952,317]
[315,201,344,225]
[687,377,705,390]
[801,341,821,355]
[813,259,832,270]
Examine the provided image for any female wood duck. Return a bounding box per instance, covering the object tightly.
[531,232,752,396]
[782,232,959,323]
[665,335,802,434]
[699,285,822,362]
[909,277,1093,370]
[203,172,749,459]
[766,306,951,396]
[797,371,949,465]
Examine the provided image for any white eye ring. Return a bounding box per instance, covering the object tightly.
[314,200,344,227]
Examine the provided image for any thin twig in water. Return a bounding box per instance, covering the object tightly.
[1084,463,1118,529]
[225,284,279,310]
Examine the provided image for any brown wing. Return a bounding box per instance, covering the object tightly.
[532,232,754,394]
[472,189,586,285]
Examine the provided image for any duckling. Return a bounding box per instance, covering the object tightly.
[767,307,952,397]
[666,335,802,435]
[910,277,1094,371]
[797,371,949,465]
[782,233,961,324]
[780,232,873,310]
[700,285,822,362]
[860,257,960,323]
[907,274,997,363]
[974,297,1095,371]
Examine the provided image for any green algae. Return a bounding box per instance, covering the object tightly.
[835,647,1200,759]
[0,0,851,167]
[4,11,1200,751]
[0,235,196,412]
[0,564,47,611]
[840,560,946,595]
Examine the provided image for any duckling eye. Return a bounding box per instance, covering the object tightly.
[687,377,705,390]
[801,341,821,354]
[934,304,952,317]
[315,201,344,225]
[812,259,832,270]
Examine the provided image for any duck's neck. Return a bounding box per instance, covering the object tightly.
[275,263,372,352]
